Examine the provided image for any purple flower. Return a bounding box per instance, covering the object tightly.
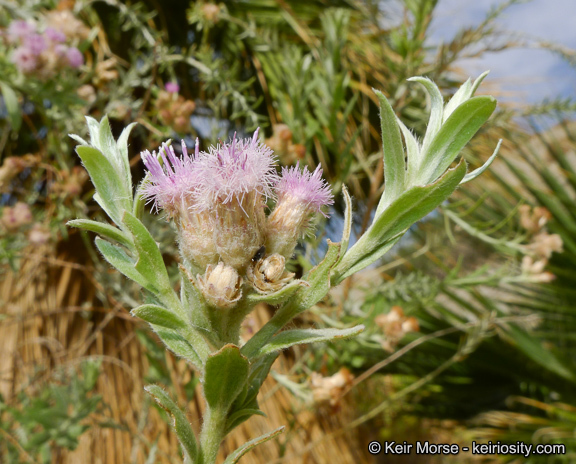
[275,162,333,216]
[65,47,84,68]
[165,82,180,93]
[265,162,333,258]
[23,33,47,56]
[141,141,199,214]
[44,27,67,44]
[12,47,37,73]
[7,20,35,43]
[193,129,278,211]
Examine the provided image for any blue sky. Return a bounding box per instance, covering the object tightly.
[429,0,576,104]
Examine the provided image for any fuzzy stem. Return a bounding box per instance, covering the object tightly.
[199,406,227,464]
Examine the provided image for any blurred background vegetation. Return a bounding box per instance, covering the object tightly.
[1,0,575,462]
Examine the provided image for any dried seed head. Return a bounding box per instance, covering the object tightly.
[246,253,295,294]
[197,263,243,309]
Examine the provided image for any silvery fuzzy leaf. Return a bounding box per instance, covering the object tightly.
[145,385,198,463]
[335,160,467,281]
[76,145,131,226]
[374,90,406,216]
[131,304,187,330]
[417,95,496,185]
[222,427,285,464]
[255,325,365,358]
[67,219,133,248]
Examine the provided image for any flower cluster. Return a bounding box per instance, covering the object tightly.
[6,19,84,77]
[156,83,196,133]
[141,131,333,307]
[518,205,563,283]
[375,306,419,352]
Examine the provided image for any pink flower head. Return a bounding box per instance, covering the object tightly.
[44,27,67,44]
[275,162,333,217]
[12,47,37,73]
[66,47,84,68]
[23,33,47,55]
[165,82,180,93]
[193,129,278,211]
[141,140,199,214]
[7,20,35,43]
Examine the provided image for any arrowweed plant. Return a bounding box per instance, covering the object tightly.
[68,73,499,463]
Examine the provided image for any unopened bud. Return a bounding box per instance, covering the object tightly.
[197,262,243,308]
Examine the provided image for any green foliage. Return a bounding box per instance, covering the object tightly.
[0,361,103,463]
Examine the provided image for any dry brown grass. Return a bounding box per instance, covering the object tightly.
[0,237,373,464]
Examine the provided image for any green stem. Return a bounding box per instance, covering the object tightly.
[240,302,296,359]
[199,406,227,464]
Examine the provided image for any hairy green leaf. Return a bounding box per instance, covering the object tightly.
[222,426,284,464]
[122,211,172,295]
[336,161,467,281]
[145,385,198,462]
[375,90,406,215]
[419,96,496,184]
[67,219,133,248]
[256,325,365,357]
[76,145,131,226]
[131,304,187,330]
[95,237,156,292]
[204,345,249,412]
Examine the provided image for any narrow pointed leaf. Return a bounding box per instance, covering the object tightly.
[408,77,444,159]
[67,219,133,248]
[131,304,186,330]
[470,70,490,97]
[398,118,421,184]
[443,78,472,122]
[145,385,198,462]
[222,427,285,464]
[256,325,365,357]
[76,145,131,225]
[95,237,157,292]
[155,328,203,370]
[375,90,406,215]
[246,279,309,305]
[336,161,467,281]
[419,96,496,184]
[122,211,171,294]
[461,139,502,184]
[336,185,353,265]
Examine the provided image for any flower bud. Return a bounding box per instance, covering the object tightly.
[246,253,295,293]
[197,263,243,308]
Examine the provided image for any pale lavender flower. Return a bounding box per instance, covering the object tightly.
[12,47,37,73]
[66,47,84,68]
[44,27,67,44]
[165,82,180,93]
[7,20,35,43]
[266,163,333,258]
[193,129,278,211]
[275,162,334,217]
[23,33,47,55]
[141,141,199,215]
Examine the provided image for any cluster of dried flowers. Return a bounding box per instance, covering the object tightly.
[265,124,306,165]
[309,368,354,408]
[5,13,87,78]
[156,83,196,133]
[141,130,333,307]
[519,205,563,282]
[375,305,419,352]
